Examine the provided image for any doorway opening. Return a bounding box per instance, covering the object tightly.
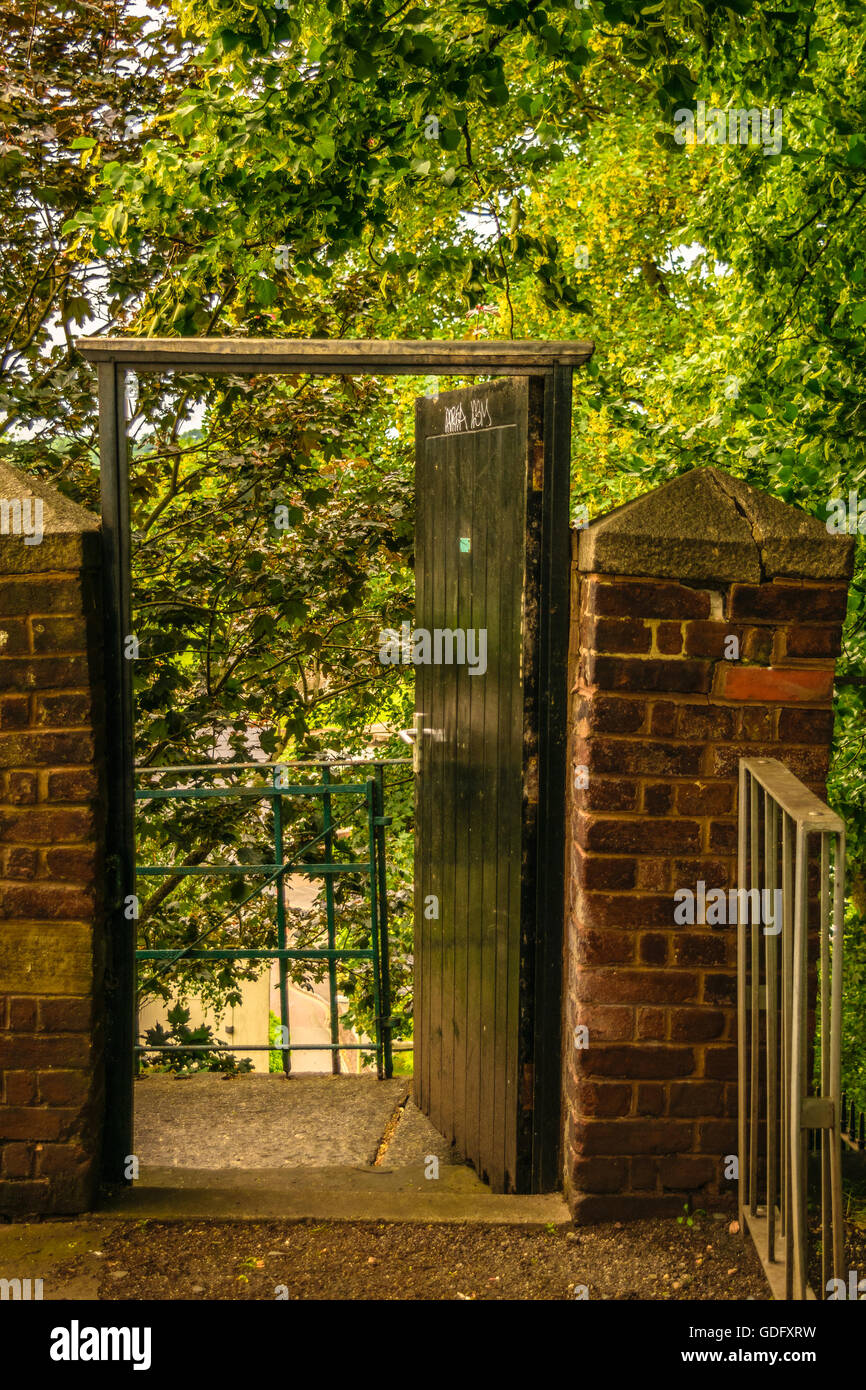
[79,336,590,1195]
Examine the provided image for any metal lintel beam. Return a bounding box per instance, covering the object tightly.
[77,336,595,375]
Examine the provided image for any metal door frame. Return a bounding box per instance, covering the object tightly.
[77,336,593,1189]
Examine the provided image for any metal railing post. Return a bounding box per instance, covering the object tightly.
[373,763,393,1079]
[273,770,291,1076]
[737,760,749,1235]
[321,765,341,1074]
[736,757,846,1302]
[366,778,384,1080]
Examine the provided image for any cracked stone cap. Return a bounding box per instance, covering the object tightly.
[0,461,99,575]
[577,466,855,583]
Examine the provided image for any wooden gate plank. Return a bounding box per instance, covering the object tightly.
[414,380,531,1191]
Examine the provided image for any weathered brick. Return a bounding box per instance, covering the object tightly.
[30,617,88,654]
[590,580,711,620]
[582,694,647,735]
[0,1179,50,1213]
[34,693,92,726]
[741,626,774,663]
[8,997,38,1030]
[703,974,736,1006]
[668,1081,724,1117]
[780,626,842,659]
[38,1070,91,1106]
[4,846,38,879]
[697,1120,738,1152]
[703,1046,737,1080]
[659,1155,716,1190]
[581,778,640,812]
[590,740,706,778]
[639,933,668,966]
[644,783,673,815]
[0,807,94,844]
[570,1156,628,1192]
[0,619,30,656]
[578,816,701,855]
[572,1192,684,1222]
[574,1119,693,1156]
[637,1007,666,1040]
[778,708,836,744]
[581,894,672,930]
[650,701,677,736]
[636,1083,666,1116]
[576,853,636,890]
[36,1143,90,1177]
[635,860,669,892]
[656,622,683,655]
[709,743,829,780]
[670,1008,726,1042]
[0,1106,77,1141]
[5,770,37,804]
[46,768,99,802]
[3,1070,37,1105]
[729,582,847,624]
[573,1004,634,1041]
[584,616,651,654]
[581,1045,695,1080]
[683,621,740,659]
[0,1035,90,1069]
[0,655,91,690]
[0,577,85,616]
[2,1143,33,1177]
[0,732,94,769]
[0,695,30,730]
[0,883,94,921]
[672,859,730,889]
[676,781,732,816]
[672,934,728,967]
[38,998,92,1032]
[630,1156,659,1190]
[576,1082,632,1117]
[588,655,712,695]
[575,931,635,967]
[740,705,775,740]
[42,847,98,884]
[708,820,738,853]
[676,704,736,741]
[574,971,699,1006]
[715,666,834,703]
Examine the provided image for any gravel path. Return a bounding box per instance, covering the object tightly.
[134,1073,465,1170]
[68,1213,769,1301]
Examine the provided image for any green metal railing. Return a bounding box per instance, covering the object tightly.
[134,760,408,1079]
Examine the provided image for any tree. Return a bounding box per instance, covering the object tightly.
[5,0,866,1089]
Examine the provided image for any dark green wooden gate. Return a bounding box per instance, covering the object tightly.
[414,377,563,1194]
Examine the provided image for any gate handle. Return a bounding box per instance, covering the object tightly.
[400,717,426,772]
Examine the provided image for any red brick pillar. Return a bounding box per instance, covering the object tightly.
[564,467,853,1221]
[0,465,106,1214]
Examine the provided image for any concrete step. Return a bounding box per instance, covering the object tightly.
[96,1165,572,1226]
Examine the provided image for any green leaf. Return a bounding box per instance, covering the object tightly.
[846,135,866,168]
[254,278,279,306]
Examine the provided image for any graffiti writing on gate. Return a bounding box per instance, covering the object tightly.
[444,396,492,434]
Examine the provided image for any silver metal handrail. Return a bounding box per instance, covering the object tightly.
[737,757,845,1300]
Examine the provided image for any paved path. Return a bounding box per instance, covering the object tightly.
[134,1073,458,1169]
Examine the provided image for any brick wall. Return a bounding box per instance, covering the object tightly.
[0,465,106,1214]
[564,467,854,1222]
